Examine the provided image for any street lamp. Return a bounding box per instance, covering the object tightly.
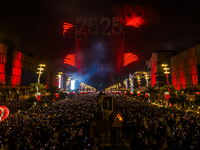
[162,64,170,91]
[36,64,45,96]
[162,64,171,107]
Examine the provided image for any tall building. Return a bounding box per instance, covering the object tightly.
[147,51,175,88]
[74,17,124,89]
[0,38,37,89]
[171,44,200,90]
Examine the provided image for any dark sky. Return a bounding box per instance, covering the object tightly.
[0,0,200,87]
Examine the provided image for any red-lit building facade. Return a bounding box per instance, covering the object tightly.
[147,44,200,90]
[147,51,175,88]
[171,44,200,90]
[0,38,37,89]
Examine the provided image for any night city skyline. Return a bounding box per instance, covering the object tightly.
[0,0,200,88]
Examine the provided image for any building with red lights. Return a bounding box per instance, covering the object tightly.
[132,71,147,91]
[147,51,175,88]
[0,38,37,89]
[170,44,200,90]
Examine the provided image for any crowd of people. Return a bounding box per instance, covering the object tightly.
[114,96,200,150]
[0,95,99,150]
[0,93,200,150]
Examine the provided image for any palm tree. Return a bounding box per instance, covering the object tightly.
[28,83,47,95]
[145,86,157,102]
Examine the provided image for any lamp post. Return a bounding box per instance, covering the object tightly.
[36,64,45,97]
[162,64,170,107]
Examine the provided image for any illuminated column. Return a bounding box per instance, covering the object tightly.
[144,72,149,87]
[57,72,63,89]
[66,77,71,91]
[70,79,76,91]
[129,78,133,91]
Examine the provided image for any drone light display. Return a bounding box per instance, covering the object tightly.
[124,53,138,67]
[125,16,143,29]
[123,5,144,29]
[63,54,76,67]
[63,22,74,37]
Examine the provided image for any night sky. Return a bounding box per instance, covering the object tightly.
[0,0,200,88]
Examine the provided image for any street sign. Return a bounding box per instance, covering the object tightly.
[101,95,113,112]
[112,117,123,127]
[114,113,123,121]
[101,95,113,120]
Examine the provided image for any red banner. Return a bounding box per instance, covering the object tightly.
[145,93,149,98]
[37,95,40,101]
[55,93,59,98]
[165,94,170,100]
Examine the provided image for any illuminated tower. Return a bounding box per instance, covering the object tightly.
[75,17,124,88]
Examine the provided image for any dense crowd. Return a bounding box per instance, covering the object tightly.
[114,96,200,150]
[0,94,200,150]
[0,95,99,150]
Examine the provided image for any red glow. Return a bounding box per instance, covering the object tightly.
[37,95,40,101]
[55,93,59,98]
[77,38,81,73]
[123,5,144,29]
[0,106,9,122]
[165,94,170,100]
[145,93,148,98]
[124,53,138,67]
[125,16,143,29]
[63,23,74,37]
[12,51,22,87]
[151,54,156,87]
[166,74,171,93]
[63,54,76,67]
[116,38,123,73]
[138,81,141,92]
[0,53,6,84]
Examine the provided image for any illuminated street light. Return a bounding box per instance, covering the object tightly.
[36,64,46,97]
[162,64,170,88]
[57,72,63,89]
[162,64,171,107]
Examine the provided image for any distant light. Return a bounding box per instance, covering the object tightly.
[71,80,76,90]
